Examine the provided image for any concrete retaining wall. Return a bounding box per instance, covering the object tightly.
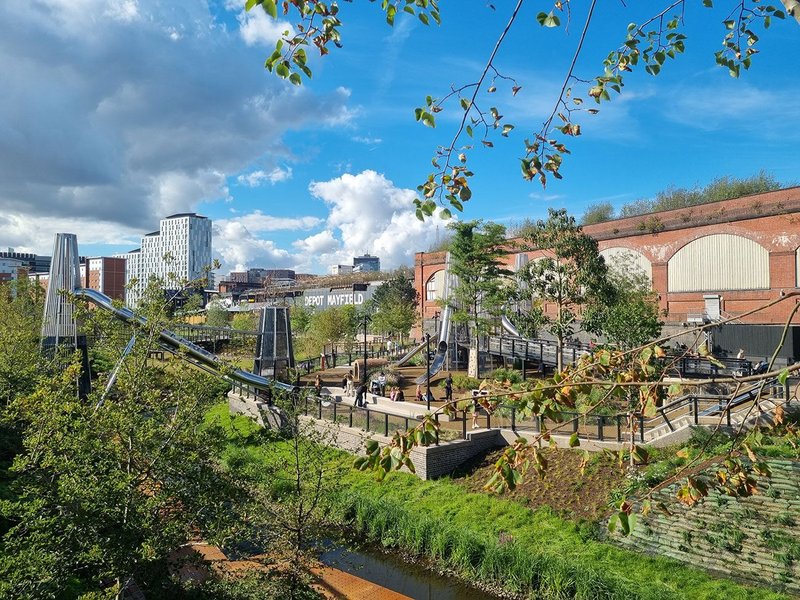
[611,458,800,595]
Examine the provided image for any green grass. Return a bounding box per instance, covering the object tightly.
[205,403,790,600]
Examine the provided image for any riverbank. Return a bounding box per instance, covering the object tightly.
[206,403,789,600]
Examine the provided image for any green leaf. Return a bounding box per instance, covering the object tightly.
[702,0,712,6]
[289,73,302,86]
[421,112,436,128]
[778,368,789,386]
[418,12,429,25]
[536,11,560,27]
[245,0,261,11]
[386,4,397,25]
[439,208,452,219]
[262,0,277,18]
[568,432,580,448]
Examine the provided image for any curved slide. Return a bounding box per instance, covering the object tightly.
[500,315,522,338]
[75,288,296,393]
[394,338,428,367]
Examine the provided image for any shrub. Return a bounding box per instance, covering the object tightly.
[438,374,480,390]
[490,367,523,385]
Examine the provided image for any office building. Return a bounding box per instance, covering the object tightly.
[118,213,212,306]
[353,254,380,272]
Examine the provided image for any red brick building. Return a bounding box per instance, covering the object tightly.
[31,256,127,302]
[415,186,800,339]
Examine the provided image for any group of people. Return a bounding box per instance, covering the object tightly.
[320,369,456,407]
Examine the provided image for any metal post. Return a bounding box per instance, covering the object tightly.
[425,333,432,411]
[511,407,516,431]
[616,415,622,442]
[384,413,389,437]
[366,408,370,432]
[693,396,699,425]
[597,416,604,441]
[333,402,337,423]
[639,415,645,442]
[462,410,467,439]
[363,315,369,386]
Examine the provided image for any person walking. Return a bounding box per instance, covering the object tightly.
[314,374,322,397]
[444,373,453,402]
[344,370,354,396]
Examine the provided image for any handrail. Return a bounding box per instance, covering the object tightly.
[75,288,296,393]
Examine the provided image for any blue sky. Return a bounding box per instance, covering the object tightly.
[0,1,797,274]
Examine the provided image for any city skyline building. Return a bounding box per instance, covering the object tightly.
[117,213,212,306]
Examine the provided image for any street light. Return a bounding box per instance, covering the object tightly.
[425,332,432,410]
[362,314,371,386]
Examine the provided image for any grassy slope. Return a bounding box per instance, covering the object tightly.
[205,403,789,600]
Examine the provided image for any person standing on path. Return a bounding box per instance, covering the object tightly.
[444,373,453,402]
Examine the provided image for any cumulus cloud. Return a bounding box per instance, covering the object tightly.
[0,212,141,254]
[235,6,292,47]
[212,211,323,272]
[0,1,353,233]
[212,171,448,275]
[237,166,293,187]
[302,170,450,271]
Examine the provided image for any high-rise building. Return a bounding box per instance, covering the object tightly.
[117,213,212,306]
[353,254,380,272]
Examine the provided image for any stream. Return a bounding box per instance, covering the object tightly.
[319,544,504,600]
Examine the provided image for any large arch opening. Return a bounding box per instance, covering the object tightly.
[668,234,769,292]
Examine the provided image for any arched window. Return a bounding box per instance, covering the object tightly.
[668,234,769,292]
[425,271,445,301]
[600,247,652,282]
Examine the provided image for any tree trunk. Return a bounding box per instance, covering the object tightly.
[468,346,479,379]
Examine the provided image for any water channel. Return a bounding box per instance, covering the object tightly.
[319,544,504,600]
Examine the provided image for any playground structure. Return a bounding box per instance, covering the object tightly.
[41,233,296,396]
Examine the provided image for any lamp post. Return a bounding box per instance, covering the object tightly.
[425,333,432,411]
[362,314,370,386]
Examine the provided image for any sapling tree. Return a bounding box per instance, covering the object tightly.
[447,220,513,378]
[515,208,611,370]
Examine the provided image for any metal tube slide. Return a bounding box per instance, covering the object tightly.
[74,288,295,393]
[500,315,521,338]
[394,339,428,367]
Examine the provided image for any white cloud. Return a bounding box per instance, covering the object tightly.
[351,135,383,145]
[0,1,353,232]
[212,211,323,272]
[304,170,450,271]
[237,166,293,187]
[0,213,141,254]
[235,6,292,47]
[217,211,321,234]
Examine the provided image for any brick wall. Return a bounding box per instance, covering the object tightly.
[414,187,800,329]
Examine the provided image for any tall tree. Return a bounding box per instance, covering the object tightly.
[517,208,610,370]
[0,283,244,599]
[583,252,664,350]
[368,270,418,342]
[448,220,512,378]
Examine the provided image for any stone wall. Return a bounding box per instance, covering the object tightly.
[303,416,504,480]
[612,458,800,595]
